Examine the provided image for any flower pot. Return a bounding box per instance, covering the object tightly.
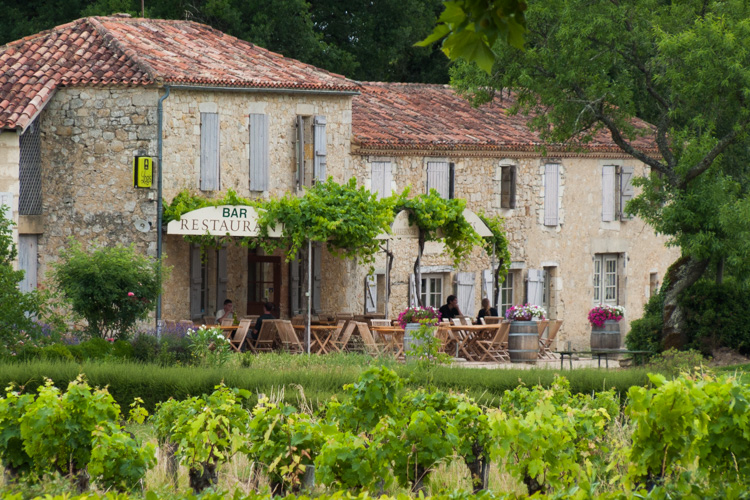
[508,321,538,363]
[301,464,315,489]
[590,320,621,351]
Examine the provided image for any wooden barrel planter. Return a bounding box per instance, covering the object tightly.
[508,321,539,363]
[590,320,621,351]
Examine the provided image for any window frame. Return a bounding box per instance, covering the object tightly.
[593,254,619,305]
[500,164,516,209]
[499,272,514,316]
[420,274,444,309]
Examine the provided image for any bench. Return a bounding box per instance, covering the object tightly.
[555,350,652,370]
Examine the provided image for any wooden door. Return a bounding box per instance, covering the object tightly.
[247,254,281,315]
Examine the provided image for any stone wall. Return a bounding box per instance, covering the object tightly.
[350,150,679,349]
[0,130,19,237]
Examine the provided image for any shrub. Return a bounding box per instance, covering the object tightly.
[111,340,134,360]
[39,344,74,362]
[50,241,170,340]
[76,338,113,361]
[647,348,707,377]
[131,334,159,363]
[626,285,665,354]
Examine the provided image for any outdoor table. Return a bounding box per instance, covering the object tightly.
[371,326,405,357]
[292,324,337,354]
[446,324,499,360]
[207,324,240,340]
[556,350,652,370]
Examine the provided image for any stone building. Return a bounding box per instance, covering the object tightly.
[0,16,678,348]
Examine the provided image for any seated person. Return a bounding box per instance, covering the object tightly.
[438,295,462,321]
[476,298,499,324]
[216,299,233,323]
[252,302,276,341]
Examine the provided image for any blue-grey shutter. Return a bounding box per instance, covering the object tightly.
[449,162,455,199]
[190,245,203,319]
[313,115,327,181]
[602,165,616,222]
[427,161,450,198]
[371,161,392,199]
[313,243,322,312]
[365,275,377,313]
[249,114,268,191]
[296,116,305,189]
[409,273,418,307]
[544,164,559,226]
[527,269,544,306]
[456,272,475,317]
[620,166,635,220]
[482,269,493,301]
[200,112,220,191]
[18,235,37,292]
[290,254,301,315]
[217,247,228,308]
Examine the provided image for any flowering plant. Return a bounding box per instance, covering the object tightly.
[588,304,625,327]
[397,306,441,328]
[505,303,546,321]
[187,326,232,367]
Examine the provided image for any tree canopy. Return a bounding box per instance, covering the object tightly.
[450,0,750,347]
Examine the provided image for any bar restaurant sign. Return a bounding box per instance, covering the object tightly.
[167,205,282,237]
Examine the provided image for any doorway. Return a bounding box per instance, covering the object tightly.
[247,253,281,315]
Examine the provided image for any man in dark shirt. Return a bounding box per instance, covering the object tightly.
[252,302,276,342]
[438,295,462,321]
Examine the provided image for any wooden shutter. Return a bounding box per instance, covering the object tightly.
[296,116,305,188]
[200,112,220,191]
[365,275,377,313]
[449,162,455,199]
[409,273,418,307]
[249,113,268,191]
[18,235,37,292]
[527,269,544,306]
[371,161,392,199]
[544,164,559,226]
[501,165,517,209]
[312,243,322,313]
[620,166,635,220]
[313,115,327,181]
[456,272,475,316]
[217,247,228,308]
[190,245,203,319]
[426,161,450,198]
[482,269,493,301]
[602,165,616,222]
[290,254,300,315]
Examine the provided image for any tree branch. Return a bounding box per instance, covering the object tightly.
[679,118,750,188]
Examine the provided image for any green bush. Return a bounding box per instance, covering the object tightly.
[111,340,134,360]
[679,278,750,355]
[646,348,707,377]
[50,241,170,340]
[39,344,74,362]
[626,285,665,354]
[131,334,159,363]
[75,338,113,361]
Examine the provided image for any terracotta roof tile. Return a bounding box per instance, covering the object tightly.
[1,16,357,130]
[352,82,656,154]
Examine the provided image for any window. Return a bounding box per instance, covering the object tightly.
[290,243,322,315]
[544,163,559,226]
[296,115,327,189]
[500,165,516,209]
[371,161,392,199]
[426,161,454,199]
[249,113,269,191]
[594,254,619,305]
[602,165,635,221]
[200,112,220,191]
[190,246,227,320]
[420,274,443,308]
[19,118,42,215]
[499,272,514,316]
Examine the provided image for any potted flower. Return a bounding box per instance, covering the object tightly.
[504,304,546,363]
[588,304,625,350]
[397,306,441,357]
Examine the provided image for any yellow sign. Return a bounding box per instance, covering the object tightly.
[133,156,153,188]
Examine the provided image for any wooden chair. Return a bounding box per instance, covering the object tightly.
[475,323,511,362]
[220,317,235,327]
[355,322,384,356]
[483,316,503,325]
[291,315,305,326]
[331,321,357,352]
[539,320,563,358]
[276,320,304,354]
[326,320,347,349]
[203,315,216,326]
[229,319,253,352]
[177,320,195,331]
[251,320,279,353]
[164,319,177,330]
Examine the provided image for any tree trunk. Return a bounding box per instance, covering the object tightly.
[493,259,505,310]
[661,255,709,349]
[188,463,218,493]
[414,231,426,307]
[716,258,724,284]
[465,447,489,492]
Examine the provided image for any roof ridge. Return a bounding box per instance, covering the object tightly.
[87,16,157,82]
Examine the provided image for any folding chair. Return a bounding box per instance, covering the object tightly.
[331,321,357,352]
[370,319,392,327]
[203,315,216,326]
[251,320,279,353]
[539,320,563,359]
[220,317,235,327]
[229,319,253,352]
[355,322,384,356]
[483,316,503,325]
[475,323,511,362]
[276,320,304,354]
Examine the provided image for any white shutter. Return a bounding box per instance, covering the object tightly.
[456,272,475,317]
[602,165,616,222]
[296,116,305,188]
[312,243,322,313]
[371,161,392,199]
[426,161,450,198]
[482,269,493,301]
[290,254,301,315]
[544,164,559,226]
[409,274,418,307]
[190,245,203,319]
[18,235,37,292]
[527,269,544,306]
[217,247,228,308]
[365,275,377,313]
[620,166,635,220]
[0,192,12,221]
[200,112,220,191]
[383,161,392,198]
[249,113,268,191]
[313,115,327,181]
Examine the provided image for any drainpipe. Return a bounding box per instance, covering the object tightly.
[156,85,171,337]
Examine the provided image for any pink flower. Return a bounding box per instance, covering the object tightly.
[128,292,135,297]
